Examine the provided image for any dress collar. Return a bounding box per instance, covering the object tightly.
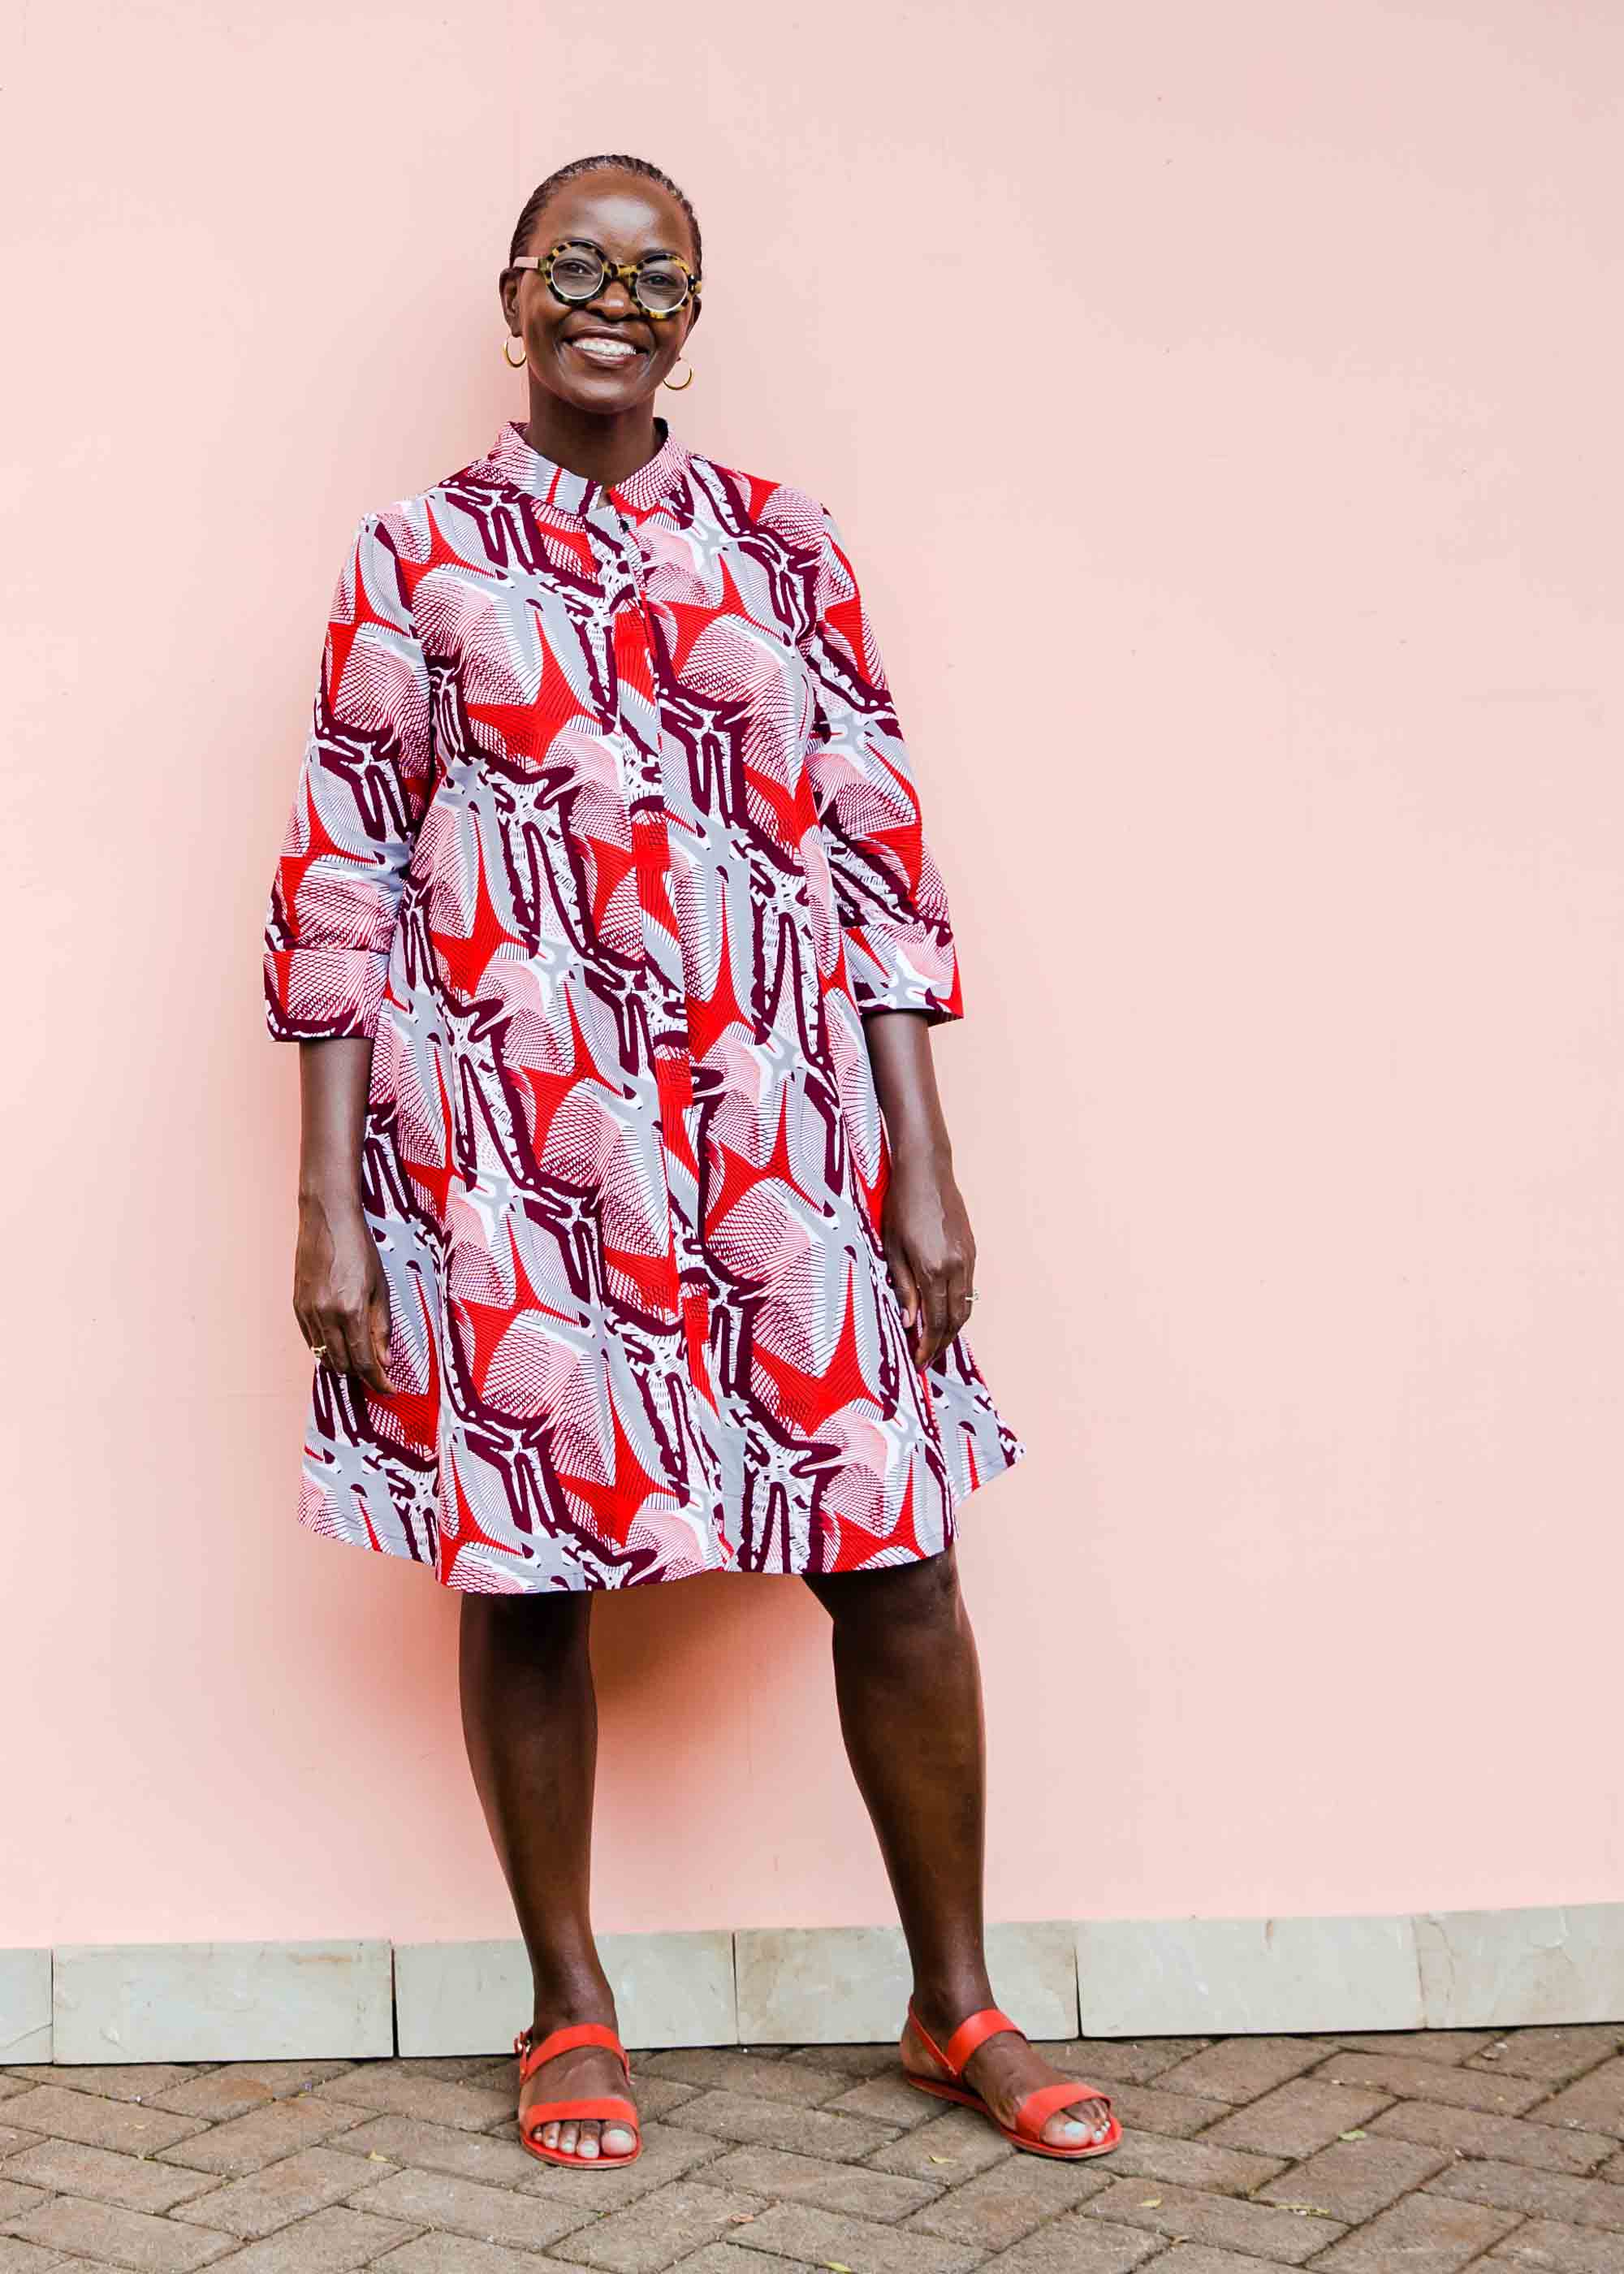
[487,415,689,517]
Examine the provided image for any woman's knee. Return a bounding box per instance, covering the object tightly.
[808,1543,965,1641]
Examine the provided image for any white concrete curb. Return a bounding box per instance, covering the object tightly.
[8,1905,1622,2064]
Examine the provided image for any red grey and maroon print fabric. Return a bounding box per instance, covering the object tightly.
[263,417,1022,1591]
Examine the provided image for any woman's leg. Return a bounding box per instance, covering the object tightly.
[457,1592,637,2160]
[802,1544,1112,2149]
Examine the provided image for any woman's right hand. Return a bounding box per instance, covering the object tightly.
[293,1191,396,1394]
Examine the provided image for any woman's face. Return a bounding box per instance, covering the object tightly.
[500,171,702,415]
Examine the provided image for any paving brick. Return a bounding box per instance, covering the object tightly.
[1310,2048,1549,2114]
[1096,2081,1230,2138]
[392,2056,514,2084]
[517,2121,728,2212]
[661,2250,823,2274]
[155,2091,369,2174]
[780,2043,904,2078]
[325,2112,541,2189]
[317,2066,516,2133]
[1331,2030,1503,2064]
[1601,2142,1624,2180]
[5,2193,236,2269]
[1028,2038,1213,2086]
[1092,2255,1289,2274]
[0,2086,207,2158]
[1082,2174,1348,2262]
[1425,2155,1624,2231]
[1305,2189,1522,2269]
[348,2164,591,2251]
[903,2147,1113,2246]
[1098,2129,1287,2195]
[664,2198,980,2274]
[1468,2027,1624,2085]
[0,2240,76,2273]
[194,2205,421,2272]
[1153,2036,1329,2103]
[5,2065,206,2103]
[634,2051,847,2104]
[369,2236,545,2273]
[974,2214,1164,2271]
[823,2073,944,2127]
[0,2180,46,2223]
[171,2144,394,2238]
[1,2135,221,2213]
[694,2142,939,2222]
[151,2060,356,2119]
[0,2129,33,2159]
[0,2086,27,2105]
[543,2177,767,2272]
[1489,2220,1624,2268]
[1254,2133,1451,2221]
[1203,2076,1393,2157]
[672,2089,898,2161]
[1531,2056,1624,2139]
[1369,2097,1616,2172]
[863,2102,1010,2181]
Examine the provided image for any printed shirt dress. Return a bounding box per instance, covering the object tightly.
[263,416,1023,1592]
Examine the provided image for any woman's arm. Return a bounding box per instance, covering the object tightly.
[864,1009,975,1370]
[291,1039,396,1394]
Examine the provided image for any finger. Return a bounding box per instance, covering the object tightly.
[886,1243,922,1354]
[353,1287,396,1399]
[920,1266,952,1369]
[939,1255,968,1353]
[312,1312,356,1376]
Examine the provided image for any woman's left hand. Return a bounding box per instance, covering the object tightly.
[882,1145,977,1371]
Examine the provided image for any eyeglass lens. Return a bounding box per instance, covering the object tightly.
[549,243,689,314]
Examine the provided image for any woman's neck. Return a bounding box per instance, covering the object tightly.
[523,391,663,488]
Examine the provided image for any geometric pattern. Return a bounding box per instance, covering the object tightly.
[263,417,1022,1590]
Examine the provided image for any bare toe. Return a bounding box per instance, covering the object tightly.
[603,2122,637,2157]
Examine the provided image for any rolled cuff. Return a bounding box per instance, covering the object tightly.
[844,923,965,1025]
[264,944,387,1041]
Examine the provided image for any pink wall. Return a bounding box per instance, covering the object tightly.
[4,2,1621,1951]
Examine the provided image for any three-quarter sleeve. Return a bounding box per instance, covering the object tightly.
[799,505,964,1024]
[262,511,434,1041]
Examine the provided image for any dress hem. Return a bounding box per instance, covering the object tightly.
[294,1434,1026,1598]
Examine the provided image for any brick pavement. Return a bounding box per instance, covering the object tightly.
[3,2022,1623,2270]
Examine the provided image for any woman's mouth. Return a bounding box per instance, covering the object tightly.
[564,334,646,368]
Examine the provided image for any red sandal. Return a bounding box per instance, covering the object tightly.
[900,2001,1121,2160]
[512,2021,642,2170]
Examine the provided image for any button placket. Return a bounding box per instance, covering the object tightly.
[603,492,719,1446]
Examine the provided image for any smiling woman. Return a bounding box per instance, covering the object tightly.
[261,149,1116,2179]
[503,155,704,432]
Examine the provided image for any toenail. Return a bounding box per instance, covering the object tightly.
[1061,2119,1086,2135]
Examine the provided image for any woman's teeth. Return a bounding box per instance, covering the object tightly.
[572,337,640,363]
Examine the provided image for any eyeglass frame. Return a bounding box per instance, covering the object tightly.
[507,238,703,320]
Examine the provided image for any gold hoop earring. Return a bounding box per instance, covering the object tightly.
[503,337,527,368]
[662,360,694,391]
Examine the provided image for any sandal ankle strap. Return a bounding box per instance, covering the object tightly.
[514,2020,630,2084]
[906,2000,1024,2081]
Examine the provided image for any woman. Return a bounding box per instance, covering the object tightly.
[263,151,1119,2173]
